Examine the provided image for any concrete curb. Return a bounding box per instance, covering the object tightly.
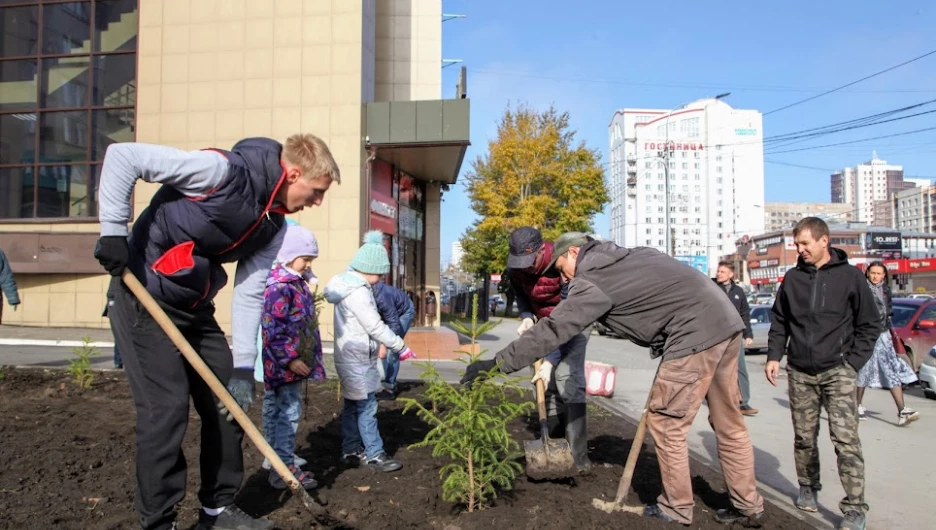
[587,395,831,529]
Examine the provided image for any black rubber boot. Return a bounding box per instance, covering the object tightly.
[546,414,565,439]
[565,403,591,473]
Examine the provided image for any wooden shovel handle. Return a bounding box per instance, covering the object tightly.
[534,359,548,421]
[121,270,306,496]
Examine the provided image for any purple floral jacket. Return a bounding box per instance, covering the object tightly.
[261,264,326,390]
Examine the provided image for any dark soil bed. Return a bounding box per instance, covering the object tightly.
[0,368,814,530]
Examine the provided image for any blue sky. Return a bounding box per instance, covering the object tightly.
[436,0,936,266]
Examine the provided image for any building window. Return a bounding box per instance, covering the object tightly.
[0,0,138,221]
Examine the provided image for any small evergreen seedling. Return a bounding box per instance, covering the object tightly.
[401,294,533,512]
[67,336,99,389]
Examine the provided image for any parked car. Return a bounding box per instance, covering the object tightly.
[889,297,936,374]
[906,293,933,300]
[747,304,772,353]
[920,347,936,400]
[753,293,775,307]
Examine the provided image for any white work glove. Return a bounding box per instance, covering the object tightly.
[531,360,554,387]
[517,317,535,336]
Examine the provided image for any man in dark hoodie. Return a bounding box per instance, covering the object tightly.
[714,261,757,415]
[765,217,880,530]
[462,232,764,527]
[94,135,340,530]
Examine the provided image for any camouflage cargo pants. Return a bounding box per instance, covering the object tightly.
[788,363,869,514]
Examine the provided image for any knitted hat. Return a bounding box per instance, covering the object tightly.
[276,223,319,266]
[350,230,390,274]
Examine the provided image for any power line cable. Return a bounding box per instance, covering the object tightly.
[762,48,936,116]
[766,126,936,155]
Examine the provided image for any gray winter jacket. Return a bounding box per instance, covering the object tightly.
[494,241,744,373]
[324,271,404,400]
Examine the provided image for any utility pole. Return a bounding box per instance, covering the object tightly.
[660,143,674,256]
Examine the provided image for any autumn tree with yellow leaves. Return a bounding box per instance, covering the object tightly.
[460,104,608,279]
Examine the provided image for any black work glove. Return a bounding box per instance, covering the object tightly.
[94,236,130,276]
[218,368,255,422]
[460,359,499,388]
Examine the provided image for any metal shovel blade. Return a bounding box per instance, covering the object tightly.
[524,427,576,480]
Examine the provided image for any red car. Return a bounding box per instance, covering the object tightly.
[889,297,936,373]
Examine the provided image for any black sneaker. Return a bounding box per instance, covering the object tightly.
[195,505,274,530]
[341,449,366,467]
[714,507,764,527]
[795,485,818,512]
[375,389,397,401]
[364,452,402,472]
[643,504,689,526]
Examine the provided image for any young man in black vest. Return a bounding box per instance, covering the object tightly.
[94,134,339,530]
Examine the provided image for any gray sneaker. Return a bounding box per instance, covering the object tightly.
[795,485,818,512]
[839,510,866,530]
[363,452,402,472]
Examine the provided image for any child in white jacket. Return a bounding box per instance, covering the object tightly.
[323,230,414,472]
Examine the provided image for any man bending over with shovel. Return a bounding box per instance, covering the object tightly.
[462,232,765,527]
[94,135,340,530]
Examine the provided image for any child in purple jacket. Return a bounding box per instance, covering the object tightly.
[261,224,326,491]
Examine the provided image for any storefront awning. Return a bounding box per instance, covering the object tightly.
[364,99,470,185]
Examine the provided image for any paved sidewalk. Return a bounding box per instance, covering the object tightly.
[0,325,117,347]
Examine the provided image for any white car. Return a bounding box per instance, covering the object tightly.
[920,347,936,400]
[746,304,772,353]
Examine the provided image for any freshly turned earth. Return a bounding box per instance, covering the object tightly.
[0,368,814,529]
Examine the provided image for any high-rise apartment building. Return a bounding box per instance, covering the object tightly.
[830,153,907,223]
[607,98,765,274]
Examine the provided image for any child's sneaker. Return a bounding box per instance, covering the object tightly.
[268,464,318,491]
[341,449,366,467]
[398,346,416,361]
[857,405,867,421]
[262,453,307,470]
[898,407,920,426]
[364,452,402,473]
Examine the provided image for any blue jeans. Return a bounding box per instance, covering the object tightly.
[341,393,383,459]
[262,382,302,466]
[382,313,414,390]
[738,344,751,408]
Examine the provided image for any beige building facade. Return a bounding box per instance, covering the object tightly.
[764,201,854,233]
[0,0,469,341]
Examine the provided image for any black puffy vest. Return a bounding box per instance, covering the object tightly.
[127,137,287,310]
